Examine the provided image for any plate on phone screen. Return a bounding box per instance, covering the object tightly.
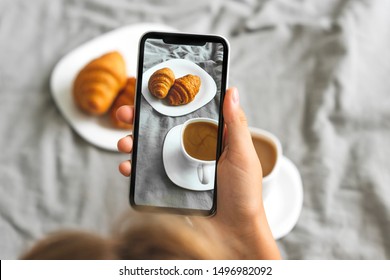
[50,23,177,151]
[142,59,217,117]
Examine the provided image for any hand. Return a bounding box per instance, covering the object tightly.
[117,105,134,176]
[211,87,281,259]
[116,88,281,259]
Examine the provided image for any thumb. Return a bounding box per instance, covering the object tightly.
[222,87,253,155]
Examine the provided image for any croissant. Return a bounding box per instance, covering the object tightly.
[167,74,201,105]
[148,67,175,99]
[110,77,136,129]
[73,51,127,115]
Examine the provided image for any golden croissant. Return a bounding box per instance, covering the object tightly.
[110,77,136,129]
[73,51,127,115]
[148,67,175,99]
[167,74,201,105]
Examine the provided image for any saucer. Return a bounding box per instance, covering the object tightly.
[263,156,303,240]
[162,124,214,191]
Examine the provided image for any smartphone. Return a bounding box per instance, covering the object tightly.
[130,31,229,216]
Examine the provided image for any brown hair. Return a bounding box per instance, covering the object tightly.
[21,212,233,260]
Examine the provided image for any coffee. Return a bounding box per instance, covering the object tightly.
[252,135,277,177]
[183,122,218,161]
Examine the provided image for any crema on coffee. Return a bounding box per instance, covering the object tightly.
[183,122,218,161]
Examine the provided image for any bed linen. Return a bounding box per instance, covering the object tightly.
[1,0,390,259]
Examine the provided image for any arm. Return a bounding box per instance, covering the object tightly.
[116,88,281,259]
[211,87,281,259]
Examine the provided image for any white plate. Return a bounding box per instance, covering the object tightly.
[162,124,214,191]
[142,59,217,116]
[263,156,303,240]
[50,23,177,151]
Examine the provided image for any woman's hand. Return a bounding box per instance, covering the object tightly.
[116,88,281,259]
[116,105,134,176]
[211,87,281,259]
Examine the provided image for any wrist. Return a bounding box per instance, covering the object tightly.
[212,204,281,260]
[241,206,281,260]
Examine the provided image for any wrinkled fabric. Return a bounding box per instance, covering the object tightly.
[0,0,390,259]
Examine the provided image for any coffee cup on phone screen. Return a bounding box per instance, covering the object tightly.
[180,118,218,185]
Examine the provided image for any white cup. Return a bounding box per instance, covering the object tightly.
[249,127,283,201]
[181,118,218,185]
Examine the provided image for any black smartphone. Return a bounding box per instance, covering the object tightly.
[130,31,229,216]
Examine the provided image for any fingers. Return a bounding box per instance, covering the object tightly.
[116,105,134,125]
[223,87,247,127]
[222,87,253,153]
[117,135,132,176]
[116,106,133,177]
[119,160,131,177]
[117,135,133,154]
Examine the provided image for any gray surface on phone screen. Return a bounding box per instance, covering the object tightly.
[134,39,223,209]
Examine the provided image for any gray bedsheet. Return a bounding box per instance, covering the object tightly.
[1,0,390,259]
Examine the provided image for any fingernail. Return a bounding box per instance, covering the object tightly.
[232,88,239,104]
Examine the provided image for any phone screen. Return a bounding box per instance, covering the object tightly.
[131,32,229,215]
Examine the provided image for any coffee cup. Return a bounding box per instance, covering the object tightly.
[250,127,283,200]
[181,118,218,185]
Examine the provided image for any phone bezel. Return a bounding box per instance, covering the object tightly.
[130,31,229,216]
